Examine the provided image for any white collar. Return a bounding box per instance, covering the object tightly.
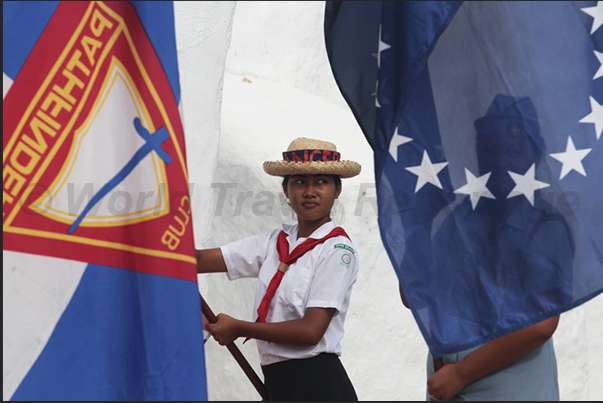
[281,219,337,244]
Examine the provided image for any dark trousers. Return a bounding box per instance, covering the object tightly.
[261,353,357,401]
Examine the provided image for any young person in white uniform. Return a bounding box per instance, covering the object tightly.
[196,137,361,401]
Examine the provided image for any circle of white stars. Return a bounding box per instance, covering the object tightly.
[378,2,602,210]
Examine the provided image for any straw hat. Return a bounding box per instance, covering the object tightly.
[263,137,361,178]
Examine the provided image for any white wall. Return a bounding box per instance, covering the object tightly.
[175,1,236,251]
[176,1,603,401]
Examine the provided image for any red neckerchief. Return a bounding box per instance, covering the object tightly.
[243,226,350,343]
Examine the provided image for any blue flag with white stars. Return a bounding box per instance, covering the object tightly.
[326,1,603,357]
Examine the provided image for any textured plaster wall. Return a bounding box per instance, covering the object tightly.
[175,2,603,401]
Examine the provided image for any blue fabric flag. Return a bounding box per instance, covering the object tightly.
[3,1,207,400]
[326,1,603,357]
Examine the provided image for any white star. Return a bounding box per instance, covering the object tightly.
[377,25,391,68]
[550,136,592,179]
[594,50,603,79]
[582,2,603,34]
[388,127,413,162]
[405,150,448,193]
[454,168,495,209]
[507,164,550,206]
[579,96,603,139]
[374,25,391,109]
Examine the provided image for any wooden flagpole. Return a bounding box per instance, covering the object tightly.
[199,293,269,401]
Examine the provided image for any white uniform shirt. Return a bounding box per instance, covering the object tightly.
[220,219,359,366]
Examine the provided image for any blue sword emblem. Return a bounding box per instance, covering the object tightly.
[67,117,172,234]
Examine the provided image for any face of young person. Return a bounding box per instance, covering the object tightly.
[477,135,538,200]
[284,174,342,237]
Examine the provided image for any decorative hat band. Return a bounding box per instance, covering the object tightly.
[283,149,341,162]
[263,137,361,178]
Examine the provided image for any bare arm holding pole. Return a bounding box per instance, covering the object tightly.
[197,247,269,400]
[199,293,269,401]
[399,284,559,401]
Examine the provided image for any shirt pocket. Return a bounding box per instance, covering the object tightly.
[276,265,314,311]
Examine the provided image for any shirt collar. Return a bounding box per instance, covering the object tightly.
[282,218,337,244]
